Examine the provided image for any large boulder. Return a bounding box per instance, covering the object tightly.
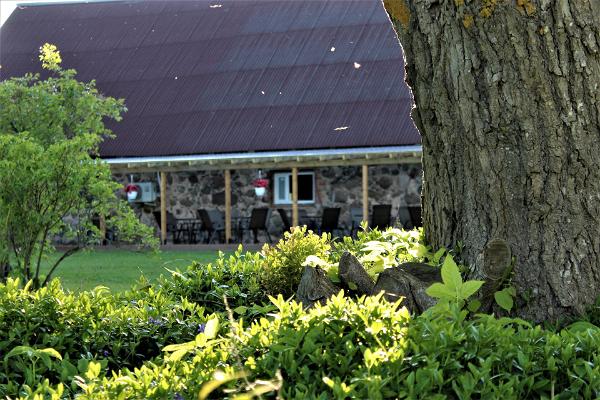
[372,262,442,313]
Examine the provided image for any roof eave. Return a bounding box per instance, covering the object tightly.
[104,145,422,173]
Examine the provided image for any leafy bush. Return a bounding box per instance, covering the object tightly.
[70,295,600,400]
[260,227,331,298]
[156,247,273,316]
[0,278,208,397]
[74,292,411,399]
[7,283,600,399]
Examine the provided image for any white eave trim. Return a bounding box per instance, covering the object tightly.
[106,145,421,164]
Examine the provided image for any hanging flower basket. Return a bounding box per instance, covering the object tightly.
[253,178,268,197]
[124,184,140,202]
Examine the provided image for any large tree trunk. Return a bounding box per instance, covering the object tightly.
[383,0,600,320]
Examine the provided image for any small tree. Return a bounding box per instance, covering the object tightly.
[0,44,157,288]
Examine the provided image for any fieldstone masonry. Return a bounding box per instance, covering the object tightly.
[114,163,421,242]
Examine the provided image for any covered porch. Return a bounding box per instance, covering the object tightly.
[107,145,422,245]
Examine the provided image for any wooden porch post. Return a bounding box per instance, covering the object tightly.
[362,164,369,225]
[225,169,232,243]
[292,167,299,227]
[160,171,167,245]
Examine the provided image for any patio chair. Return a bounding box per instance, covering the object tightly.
[152,211,189,244]
[197,209,225,244]
[239,207,272,243]
[371,204,392,230]
[408,206,422,228]
[349,207,364,237]
[319,207,341,236]
[277,208,292,234]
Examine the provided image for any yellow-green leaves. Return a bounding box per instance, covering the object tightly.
[163,317,220,362]
[426,255,484,303]
[84,361,101,380]
[39,43,62,71]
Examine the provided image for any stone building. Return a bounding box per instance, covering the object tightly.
[1,0,423,243]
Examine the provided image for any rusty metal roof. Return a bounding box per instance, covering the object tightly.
[0,0,420,158]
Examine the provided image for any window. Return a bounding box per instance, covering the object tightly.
[273,171,315,204]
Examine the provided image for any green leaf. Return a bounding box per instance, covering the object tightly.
[426,282,455,299]
[167,349,190,363]
[204,317,219,339]
[233,306,248,315]
[84,361,101,380]
[441,255,462,290]
[432,248,446,263]
[494,289,514,311]
[564,321,600,334]
[347,282,358,290]
[5,345,34,360]
[467,299,481,312]
[459,280,484,300]
[39,348,62,360]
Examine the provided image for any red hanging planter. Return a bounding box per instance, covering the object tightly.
[124,184,140,201]
[253,178,268,197]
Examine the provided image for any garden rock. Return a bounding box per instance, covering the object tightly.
[372,262,441,313]
[296,266,340,308]
[338,252,374,295]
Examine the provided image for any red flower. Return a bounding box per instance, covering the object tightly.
[124,184,140,193]
[253,178,268,188]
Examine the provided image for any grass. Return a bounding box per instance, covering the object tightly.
[38,250,224,293]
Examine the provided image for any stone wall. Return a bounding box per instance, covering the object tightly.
[114,163,422,242]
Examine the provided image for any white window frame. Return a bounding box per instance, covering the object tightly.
[273,171,315,205]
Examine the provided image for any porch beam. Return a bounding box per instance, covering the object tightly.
[160,171,167,245]
[362,164,369,225]
[109,156,420,174]
[225,169,232,243]
[292,167,299,227]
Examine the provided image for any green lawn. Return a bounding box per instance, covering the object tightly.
[38,250,224,293]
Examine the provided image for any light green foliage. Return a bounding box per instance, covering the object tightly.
[260,226,331,298]
[332,227,438,280]
[157,247,273,316]
[495,286,516,311]
[45,290,600,400]
[75,293,411,399]
[426,254,484,305]
[0,44,157,287]
[0,277,208,397]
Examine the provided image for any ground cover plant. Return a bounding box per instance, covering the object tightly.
[2,227,600,399]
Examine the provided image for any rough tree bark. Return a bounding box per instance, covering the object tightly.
[382,0,600,320]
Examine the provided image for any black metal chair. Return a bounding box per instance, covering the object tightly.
[277,208,292,234]
[319,207,341,236]
[153,211,189,244]
[240,208,272,243]
[371,204,392,230]
[197,209,225,244]
[408,206,422,228]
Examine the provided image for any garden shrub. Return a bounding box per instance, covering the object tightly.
[72,294,600,399]
[156,247,273,316]
[260,226,331,298]
[0,278,208,398]
[73,292,411,399]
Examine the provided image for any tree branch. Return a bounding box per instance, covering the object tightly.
[42,246,80,287]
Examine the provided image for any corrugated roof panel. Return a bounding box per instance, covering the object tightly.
[1,0,421,158]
